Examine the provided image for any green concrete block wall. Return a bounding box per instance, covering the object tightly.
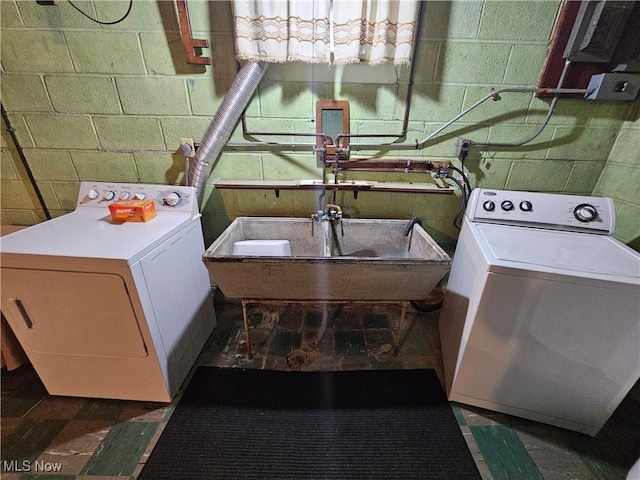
[594,103,640,250]
[0,0,638,250]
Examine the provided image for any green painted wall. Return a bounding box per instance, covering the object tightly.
[1,0,638,250]
[594,103,640,251]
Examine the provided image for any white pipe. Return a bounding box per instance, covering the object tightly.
[190,61,269,208]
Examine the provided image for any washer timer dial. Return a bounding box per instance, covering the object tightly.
[519,201,533,212]
[573,203,598,223]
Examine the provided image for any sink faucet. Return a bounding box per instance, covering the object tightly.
[311,204,342,223]
[310,203,343,235]
[323,204,343,221]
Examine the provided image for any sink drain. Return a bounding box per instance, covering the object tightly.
[286,349,307,370]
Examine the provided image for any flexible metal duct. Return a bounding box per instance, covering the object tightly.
[190,61,269,208]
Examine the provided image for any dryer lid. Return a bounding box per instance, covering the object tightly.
[476,223,640,278]
[0,208,192,264]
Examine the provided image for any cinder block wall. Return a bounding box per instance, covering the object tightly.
[594,105,640,250]
[1,0,638,250]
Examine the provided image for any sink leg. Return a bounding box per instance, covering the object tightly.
[393,302,408,356]
[242,299,253,360]
[315,303,330,345]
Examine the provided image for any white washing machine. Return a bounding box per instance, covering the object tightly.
[439,188,640,436]
[0,182,216,402]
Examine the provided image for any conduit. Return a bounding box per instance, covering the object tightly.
[190,61,269,208]
[472,60,573,148]
[347,85,592,150]
[230,85,592,154]
[1,103,51,220]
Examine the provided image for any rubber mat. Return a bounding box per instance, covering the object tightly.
[138,367,482,480]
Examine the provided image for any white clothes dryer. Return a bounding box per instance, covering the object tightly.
[1,182,216,402]
[439,188,640,436]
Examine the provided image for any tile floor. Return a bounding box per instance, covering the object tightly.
[1,293,639,480]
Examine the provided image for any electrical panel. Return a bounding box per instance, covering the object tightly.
[563,1,634,63]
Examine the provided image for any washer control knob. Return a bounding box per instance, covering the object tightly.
[574,203,598,222]
[88,189,99,200]
[163,192,182,206]
[501,200,515,211]
[102,191,115,201]
[133,192,146,200]
[519,200,533,212]
[119,192,130,200]
[483,200,495,212]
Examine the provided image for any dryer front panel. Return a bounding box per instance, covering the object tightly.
[2,268,148,358]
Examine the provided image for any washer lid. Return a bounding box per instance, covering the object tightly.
[476,223,640,278]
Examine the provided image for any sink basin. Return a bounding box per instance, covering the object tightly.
[203,217,451,301]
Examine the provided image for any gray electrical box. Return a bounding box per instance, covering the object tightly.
[585,73,640,101]
[564,1,633,63]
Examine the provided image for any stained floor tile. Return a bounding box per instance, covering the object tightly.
[369,355,404,370]
[363,312,390,329]
[80,422,157,476]
[472,425,544,480]
[2,418,68,463]
[25,397,86,420]
[73,400,130,422]
[334,330,367,356]
[277,307,304,329]
[268,330,302,356]
[18,475,76,480]
[514,425,596,480]
[363,328,395,356]
[332,307,363,330]
[304,310,325,328]
[1,369,48,418]
[34,420,112,475]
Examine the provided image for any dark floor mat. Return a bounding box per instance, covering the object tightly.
[138,367,482,480]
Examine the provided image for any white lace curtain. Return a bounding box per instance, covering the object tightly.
[232,0,420,65]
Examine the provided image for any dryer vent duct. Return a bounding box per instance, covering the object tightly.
[190,61,269,209]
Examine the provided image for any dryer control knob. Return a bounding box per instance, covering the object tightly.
[103,191,115,201]
[501,200,515,211]
[574,203,598,222]
[88,189,99,200]
[119,192,130,200]
[483,200,495,212]
[519,201,533,212]
[163,192,181,206]
[134,192,146,200]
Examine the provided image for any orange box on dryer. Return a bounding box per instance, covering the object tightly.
[108,200,157,222]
